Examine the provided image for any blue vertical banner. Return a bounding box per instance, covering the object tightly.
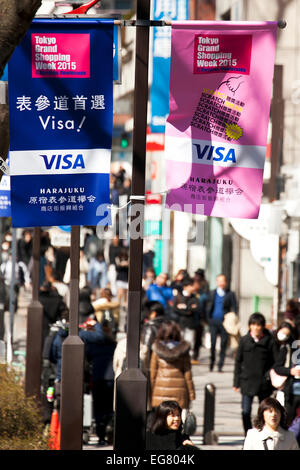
[8,19,114,227]
[150,0,189,133]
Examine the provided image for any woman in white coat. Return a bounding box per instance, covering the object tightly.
[243,397,299,450]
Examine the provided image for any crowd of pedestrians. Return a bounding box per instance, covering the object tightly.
[2,212,300,450]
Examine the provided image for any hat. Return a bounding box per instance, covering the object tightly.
[195,269,205,277]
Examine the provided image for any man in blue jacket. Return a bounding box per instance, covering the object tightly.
[206,274,237,372]
[146,273,173,310]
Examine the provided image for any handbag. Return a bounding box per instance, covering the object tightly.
[183,410,197,436]
[269,344,291,390]
[222,312,241,336]
[269,369,288,390]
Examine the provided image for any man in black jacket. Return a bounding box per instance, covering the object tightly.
[206,274,237,372]
[233,312,277,434]
[173,277,202,364]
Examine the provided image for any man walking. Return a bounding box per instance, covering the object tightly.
[233,313,277,435]
[206,274,237,372]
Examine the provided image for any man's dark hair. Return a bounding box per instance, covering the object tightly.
[151,400,183,434]
[248,312,266,328]
[253,397,288,431]
[149,302,165,317]
[182,277,194,288]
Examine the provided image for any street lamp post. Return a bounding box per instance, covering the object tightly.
[114,0,150,452]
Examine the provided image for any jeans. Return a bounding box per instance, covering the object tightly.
[241,392,270,434]
[209,319,228,370]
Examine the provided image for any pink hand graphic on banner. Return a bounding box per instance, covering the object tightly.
[218,76,244,94]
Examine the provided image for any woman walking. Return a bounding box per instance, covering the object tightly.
[149,320,195,421]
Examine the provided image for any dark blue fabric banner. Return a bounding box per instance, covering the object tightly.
[8,19,113,227]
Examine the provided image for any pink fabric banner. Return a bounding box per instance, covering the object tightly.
[165,21,277,219]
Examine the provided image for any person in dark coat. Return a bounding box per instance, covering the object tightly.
[141,302,165,371]
[172,277,202,364]
[39,281,69,347]
[78,285,95,325]
[80,319,116,445]
[273,321,300,425]
[146,400,198,451]
[206,273,237,372]
[233,312,277,435]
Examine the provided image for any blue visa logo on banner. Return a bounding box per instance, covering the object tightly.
[150,0,188,133]
[8,19,114,228]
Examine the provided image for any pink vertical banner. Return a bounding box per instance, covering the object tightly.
[165,21,277,219]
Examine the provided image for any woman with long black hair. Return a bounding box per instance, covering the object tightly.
[146,400,198,450]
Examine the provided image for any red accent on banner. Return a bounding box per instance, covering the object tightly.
[146,191,162,204]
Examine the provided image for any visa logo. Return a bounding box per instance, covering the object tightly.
[40,153,85,170]
[193,144,236,163]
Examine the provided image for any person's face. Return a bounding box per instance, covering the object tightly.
[216,275,227,290]
[156,274,167,286]
[166,411,181,431]
[146,270,155,280]
[249,323,264,337]
[263,407,281,430]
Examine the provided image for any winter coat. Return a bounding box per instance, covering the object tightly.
[172,292,200,330]
[146,429,192,451]
[79,323,115,382]
[243,426,299,450]
[146,284,173,309]
[39,288,69,346]
[150,340,195,409]
[233,329,277,396]
[206,288,237,322]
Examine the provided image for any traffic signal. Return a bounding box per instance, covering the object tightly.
[120,132,129,149]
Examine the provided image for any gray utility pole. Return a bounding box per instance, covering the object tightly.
[60,226,84,450]
[114,0,150,452]
[25,227,43,400]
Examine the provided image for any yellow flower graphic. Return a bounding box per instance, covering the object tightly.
[225,123,243,140]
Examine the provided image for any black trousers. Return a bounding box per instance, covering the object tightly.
[209,319,228,370]
[92,379,114,440]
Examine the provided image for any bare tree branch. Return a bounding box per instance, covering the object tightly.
[0,0,41,170]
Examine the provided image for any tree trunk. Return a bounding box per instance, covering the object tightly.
[0,0,42,166]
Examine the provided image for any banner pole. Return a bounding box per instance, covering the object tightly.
[60,225,85,450]
[114,0,150,452]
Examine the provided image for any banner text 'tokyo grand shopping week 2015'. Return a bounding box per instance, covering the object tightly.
[8,19,113,228]
[165,21,277,219]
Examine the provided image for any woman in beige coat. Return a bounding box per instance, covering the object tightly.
[243,397,299,450]
[150,320,195,413]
